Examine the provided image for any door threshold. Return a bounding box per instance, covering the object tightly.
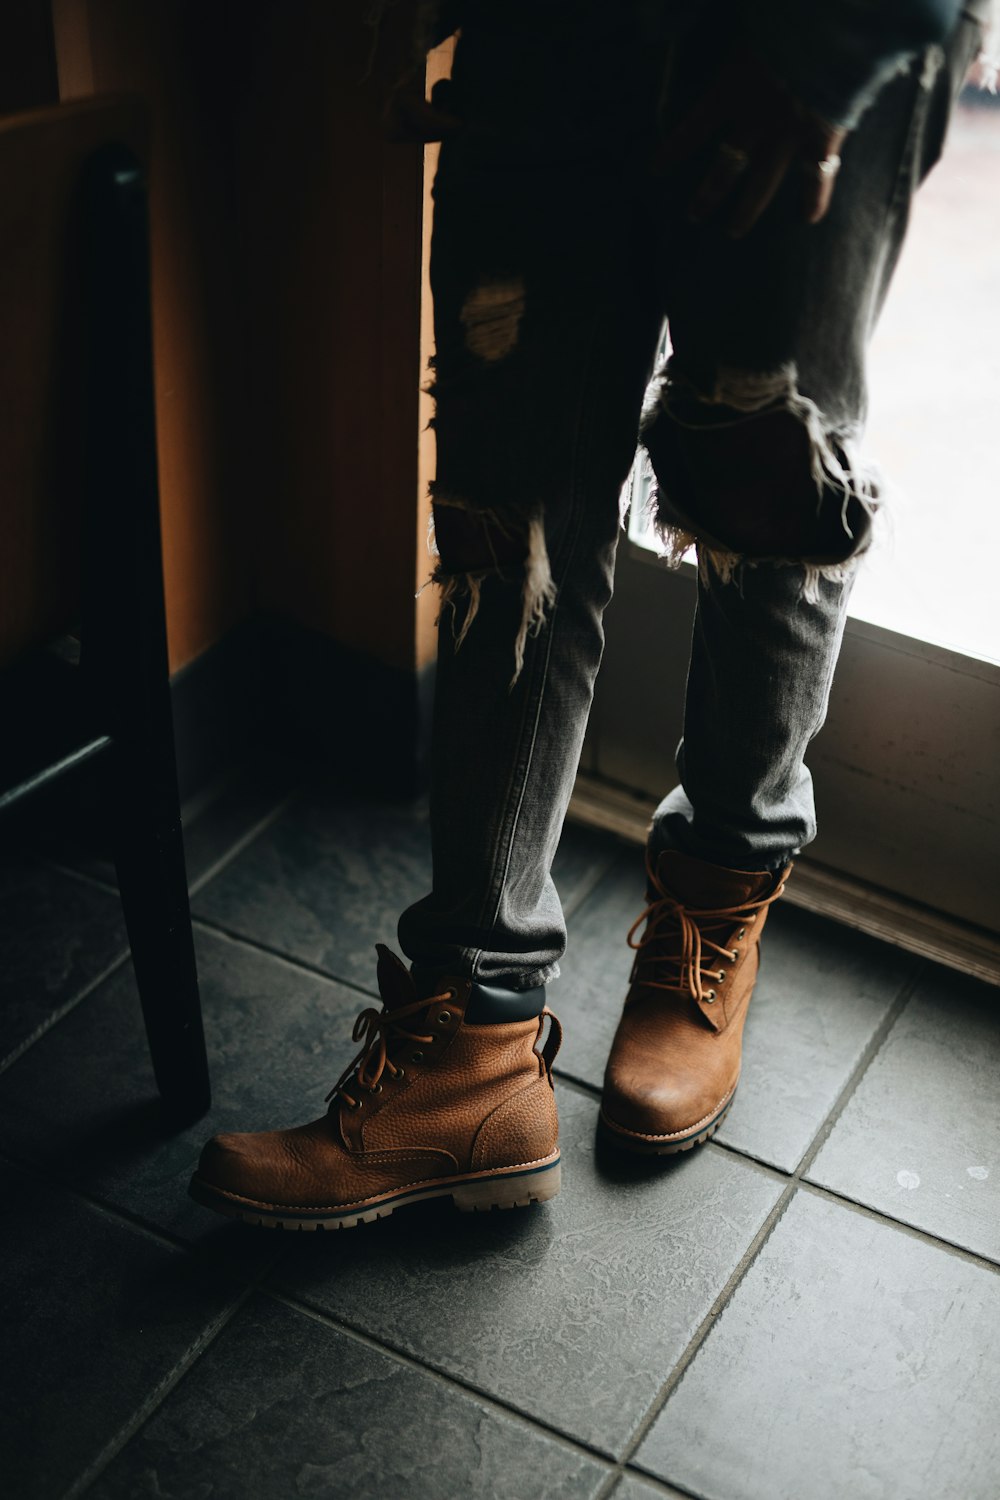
[568,773,1000,988]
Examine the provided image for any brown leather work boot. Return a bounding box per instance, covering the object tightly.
[600,850,790,1154]
[190,945,562,1229]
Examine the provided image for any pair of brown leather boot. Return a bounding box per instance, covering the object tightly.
[190,851,789,1231]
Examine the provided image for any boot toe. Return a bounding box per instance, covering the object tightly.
[603,1074,692,1139]
[602,1065,735,1145]
[196,1130,279,1200]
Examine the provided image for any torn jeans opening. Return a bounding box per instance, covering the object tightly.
[425,491,557,686]
[636,360,879,601]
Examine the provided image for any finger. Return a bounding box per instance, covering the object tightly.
[802,152,843,224]
[687,138,758,223]
[656,72,739,170]
[385,94,463,143]
[796,122,847,222]
[725,138,796,238]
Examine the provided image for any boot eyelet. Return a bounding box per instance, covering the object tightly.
[395,1068,405,1080]
[737,927,746,939]
[706,991,717,1003]
[411,1051,423,1062]
[717,970,726,982]
[730,948,739,960]
[373,1083,382,1094]
[438,1011,452,1025]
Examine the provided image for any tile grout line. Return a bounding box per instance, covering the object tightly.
[578,966,928,1493]
[598,1468,706,1500]
[61,1287,256,1500]
[186,791,300,899]
[10,873,972,1496]
[38,786,299,906]
[0,1118,749,1491]
[552,1046,999,1272]
[39,856,119,897]
[190,915,382,1003]
[0,949,132,1078]
[259,1284,620,1473]
[21,1156,731,1500]
[786,961,924,1181]
[561,847,637,925]
[796,1178,1000,1274]
[53,1102,306,1500]
[193,841,629,985]
[10,969,989,1495]
[0,1084,688,1485]
[709,1138,1000,1269]
[552,1071,602,1100]
[554,1044,1000,1278]
[608,1176,803,1484]
[0,1142,285,1280]
[14,783,299,1076]
[20,781,989,1493]
[11,791,345,1081]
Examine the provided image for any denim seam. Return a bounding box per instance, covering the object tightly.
[467,312,606,983]
[860,52,934,340]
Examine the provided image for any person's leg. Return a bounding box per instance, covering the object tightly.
[191,2,672,1226]
[649,14,981,871]
[398,0,669,996]
[601,16,981,1153]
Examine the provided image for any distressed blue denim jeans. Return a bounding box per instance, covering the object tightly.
[398,1,980,992]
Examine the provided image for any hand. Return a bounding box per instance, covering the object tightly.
[657,52,848,238]
[385,75,462,144]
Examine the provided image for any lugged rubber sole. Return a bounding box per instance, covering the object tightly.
[599,1090,736,1156]
[188,1154,561,1231]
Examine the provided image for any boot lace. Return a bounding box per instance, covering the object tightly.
[325,993,449,1110]
[627,856,786,1005]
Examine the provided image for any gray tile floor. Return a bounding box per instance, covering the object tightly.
[2,764,999,1500]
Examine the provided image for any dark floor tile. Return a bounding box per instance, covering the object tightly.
[268,1086,781,1458]
[182,756,300,889]
[0,1161,239,1500]
[0,855,127,1065]
[556,864,914,1171]
[0,927,368,1271]
[34,755,298,894]
[808,966,1000,1261]
[191,786,433,988]
[89,1294,609,1500]
[550,852,644,1087]
[550,819,627,922]
[635,1190,1000,1500]
[192,788,623,991]
[714,906,915,1170]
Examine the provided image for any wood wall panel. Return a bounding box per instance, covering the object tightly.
[39,0,430,677]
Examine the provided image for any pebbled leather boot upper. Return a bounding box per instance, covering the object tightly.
[191,944,562,1229]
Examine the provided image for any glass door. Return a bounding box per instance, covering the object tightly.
[580,88,1000,946]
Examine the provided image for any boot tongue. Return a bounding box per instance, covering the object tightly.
[375,943,418,1012]
[654,849,776,911]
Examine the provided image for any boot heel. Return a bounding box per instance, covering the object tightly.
[453,1160,561,1213]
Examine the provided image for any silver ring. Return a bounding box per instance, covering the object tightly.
[716,142,750,173]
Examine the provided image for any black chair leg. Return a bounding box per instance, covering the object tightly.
[82,146,211,1129]
[113,764,211,1126]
